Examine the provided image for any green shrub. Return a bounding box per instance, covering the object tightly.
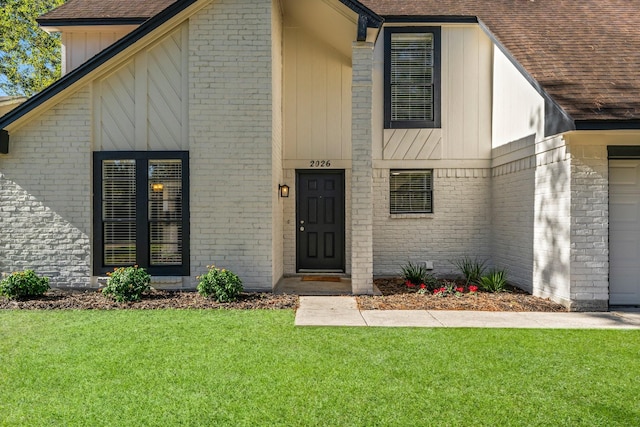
[102,266,151,302]
[478,269,508,293]
[0,270,50,299]
[453,257,487,285]
[401,261,438,290]
[197,265,243,302]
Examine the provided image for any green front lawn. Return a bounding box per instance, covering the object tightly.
[1,310,639,426]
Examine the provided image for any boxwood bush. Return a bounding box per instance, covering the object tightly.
[197,265,243,302]
[102,266,151,302]
[0,270,50,299]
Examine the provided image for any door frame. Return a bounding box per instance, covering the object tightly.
[295,169,346,272]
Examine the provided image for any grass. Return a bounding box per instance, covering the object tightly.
[1,310,639,426]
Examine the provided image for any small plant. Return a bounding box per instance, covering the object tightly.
[478,269,508,293]
[102,266,151,302]
[0,270,49,299]
[453,257,487,285]
[197,265,243,303]
[401,261,438,290]
[433,281,466,297]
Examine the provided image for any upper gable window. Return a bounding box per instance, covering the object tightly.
[384,27,441,129]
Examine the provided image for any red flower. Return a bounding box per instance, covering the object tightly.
[419,283,426,289]
[456,287,464,293]
[469,285,478,293]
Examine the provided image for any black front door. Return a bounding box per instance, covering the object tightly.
[296,170,345,271]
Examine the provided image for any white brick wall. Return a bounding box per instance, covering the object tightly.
[532,145,572,304]
[491,137,610,311]
[351,41,375,294]
[491,162,535,292]
[568,144,609,310]
[0,88,92,287]
[373,168,492,277]
[271,0,284,286]
[188,0,275,290]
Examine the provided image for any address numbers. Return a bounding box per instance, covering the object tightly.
[309,160,331,167]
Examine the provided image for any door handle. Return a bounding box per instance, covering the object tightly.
[299,226,305,232]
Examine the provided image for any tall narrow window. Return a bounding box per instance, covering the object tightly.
[94,152,189,276]
[385,27,441,129]
[390,170,433,214]
[102,159,137,266]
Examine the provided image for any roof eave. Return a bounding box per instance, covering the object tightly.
[338,0,383,28]
[38,17,149,29]
[575,120,640,131]
[381,15,479,24]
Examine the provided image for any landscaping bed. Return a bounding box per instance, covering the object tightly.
[0,288,298,310]
[0,278,566,311]
[358,278,567,312]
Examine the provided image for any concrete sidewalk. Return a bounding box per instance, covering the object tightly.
[294,296,640,329]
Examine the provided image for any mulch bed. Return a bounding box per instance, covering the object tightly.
[0,289,298,310]
[1,278,567,312]
[357,278,567,312]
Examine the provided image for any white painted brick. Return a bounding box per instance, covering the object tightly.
[0,87,92,287]
[374,168,491,278]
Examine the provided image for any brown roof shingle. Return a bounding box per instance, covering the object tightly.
[362,0,640,121]
[38,0,177,22]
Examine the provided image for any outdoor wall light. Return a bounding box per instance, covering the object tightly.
[152,183,164,192]
[279,184,290,198]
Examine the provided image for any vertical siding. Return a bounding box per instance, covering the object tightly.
[441,25,492,159]
[283,27,352,161]
[376,25,492,161]
[94,24,189,151]
[62,30,132,74]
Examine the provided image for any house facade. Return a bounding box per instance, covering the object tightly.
[2,0,640,310]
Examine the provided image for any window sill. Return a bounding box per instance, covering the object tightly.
[390,213,434,219]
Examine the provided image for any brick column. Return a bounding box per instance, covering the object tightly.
[351,41,375,294]
[569,145,609,311]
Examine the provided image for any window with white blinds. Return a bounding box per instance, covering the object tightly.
[385,27,441,129]
[102,160,137,265]
[94,152,189,276]
[390,170,433,214]
[148,160,183,266]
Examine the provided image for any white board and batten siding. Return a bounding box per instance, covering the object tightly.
[609,160,640,305]
[62,27,137,75]
[380,25,492,162]
[93,23,189,152]
[283,27,352,164]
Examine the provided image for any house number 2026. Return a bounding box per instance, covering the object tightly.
[310,160,331,167]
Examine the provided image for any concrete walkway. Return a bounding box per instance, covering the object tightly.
[295,296,640,329]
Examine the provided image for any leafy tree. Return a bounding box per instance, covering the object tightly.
[0,0,65,96]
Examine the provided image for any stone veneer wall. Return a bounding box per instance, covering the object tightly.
[0,88,92,287]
